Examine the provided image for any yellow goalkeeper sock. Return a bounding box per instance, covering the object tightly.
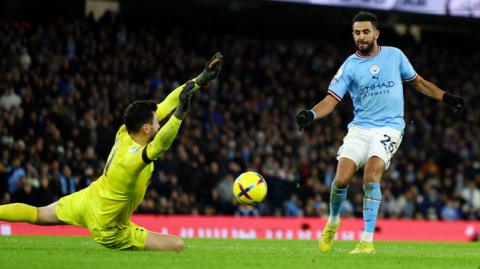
[0,203,38,224]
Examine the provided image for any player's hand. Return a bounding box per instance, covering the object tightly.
[194,52,223,86]
[443,93,464,114]
[296,110,315,131]
[174,81,196,118]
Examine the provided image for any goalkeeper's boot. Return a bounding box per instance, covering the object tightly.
[349,241,375,254]
[319,220,340,252]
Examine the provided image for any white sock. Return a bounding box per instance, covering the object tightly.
[361,232,374,242]
[328,216,340,226]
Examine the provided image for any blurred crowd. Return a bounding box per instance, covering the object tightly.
[0,14,479,220]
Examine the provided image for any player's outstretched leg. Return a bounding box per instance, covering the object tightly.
[319,157,355,252]
[0,203,38,223]
[36,202,64,225]
[350,156,384,254]
[0,202,63,225]
[144,230,184,251]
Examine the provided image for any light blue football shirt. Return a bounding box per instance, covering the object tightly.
[328,46,417,131]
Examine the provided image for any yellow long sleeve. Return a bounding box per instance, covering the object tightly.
[146,115,182,160]
[156,82,200,121]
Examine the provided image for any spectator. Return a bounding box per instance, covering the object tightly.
[235,205,260,216]
[59,165,76,196]
[7,158,26,194]
[461,180,480,219]
[19,47,32,71]
[441,199,462,220]
[0,16,478,219]
[0,89,21,110]
[283,194,303,216]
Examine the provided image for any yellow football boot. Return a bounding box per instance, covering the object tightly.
[349,241,375,254]
[319,220,340,252]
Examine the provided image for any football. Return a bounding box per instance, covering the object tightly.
[232,171,268,206]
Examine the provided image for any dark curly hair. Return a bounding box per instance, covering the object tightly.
[352,11,378,29]
[123,100,157,134]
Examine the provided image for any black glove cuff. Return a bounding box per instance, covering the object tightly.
[194,71,208,86]
[173,107,185,119]
[442,93,462,105]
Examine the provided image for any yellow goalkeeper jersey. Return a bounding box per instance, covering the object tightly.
[78,82,198,229]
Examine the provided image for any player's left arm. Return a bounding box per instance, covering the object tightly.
[407,75,465,112]
[155,82,201,121]
[156,52,223,121]
[398,48,464,113]
[144,82,196,162]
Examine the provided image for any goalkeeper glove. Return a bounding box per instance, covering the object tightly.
[174,81,196,119]
[194,52,223,86]
[296,110,316,130]
[442,93,464,114]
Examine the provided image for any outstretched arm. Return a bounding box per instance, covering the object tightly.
[311,95,340,119]
[144,115,183,161]
[407,75,464,112]
[407,74,444,101]
[145,82,196,162]
[156,52,223,121]
[296,95,339,130]
[156,82,201,121]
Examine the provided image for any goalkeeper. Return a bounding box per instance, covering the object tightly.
[0,52,223,251]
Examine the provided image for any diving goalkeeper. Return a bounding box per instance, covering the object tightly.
[0,52,223,251]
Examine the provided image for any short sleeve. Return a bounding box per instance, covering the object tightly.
[328,60,351,102]
[399,50,417,82]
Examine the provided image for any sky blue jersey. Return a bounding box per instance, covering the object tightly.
[328,46,417,131]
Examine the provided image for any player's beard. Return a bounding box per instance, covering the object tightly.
[356,40,375,55]
[149,130,157,142]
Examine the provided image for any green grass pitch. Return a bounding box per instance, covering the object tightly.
[0,236,479,269]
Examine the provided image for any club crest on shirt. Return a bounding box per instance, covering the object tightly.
[370,64,380,75]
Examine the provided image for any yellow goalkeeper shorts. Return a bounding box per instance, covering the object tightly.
[55,188,89,227]
[55,189,148,250]
[90,221,148,250]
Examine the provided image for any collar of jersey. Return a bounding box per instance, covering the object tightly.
[128,134,144,148]
[355,46,382,59]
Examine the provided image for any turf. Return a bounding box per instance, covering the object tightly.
[0,236,479,269]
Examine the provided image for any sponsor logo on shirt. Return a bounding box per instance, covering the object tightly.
[360,81,395,97]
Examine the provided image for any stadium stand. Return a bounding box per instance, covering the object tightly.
[0,12,479,220]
